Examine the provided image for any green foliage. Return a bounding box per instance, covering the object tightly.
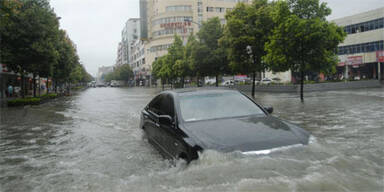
[222,0,273,74]
[167,35,184,80]
[0,0,92,95]
[1,0,59,76]
[195,17,229,83]
[263,0,346,100]
[39,93,58,100]
[7,97,41,107]
[264,0,346,74]
[152,55,168,82]
[104,64,133,82]
[173,34,197,80]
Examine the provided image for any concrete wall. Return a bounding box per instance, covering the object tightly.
[232,80,381,93]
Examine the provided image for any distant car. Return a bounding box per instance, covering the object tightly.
[272,77,281,82]
[221,80,234,86]
[260,78,273,85]
[140,88,310,163]
[205,78,216,85]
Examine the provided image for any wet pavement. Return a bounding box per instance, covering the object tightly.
[0,87,383,192]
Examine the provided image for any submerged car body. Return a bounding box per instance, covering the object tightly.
[140,88,310,162]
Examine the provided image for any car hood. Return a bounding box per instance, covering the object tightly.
[182,115,309,153]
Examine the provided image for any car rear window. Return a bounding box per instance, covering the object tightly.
[179,91,265,122]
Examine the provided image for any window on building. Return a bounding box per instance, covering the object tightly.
[166,5,192,12]
[343,17,384,34]
[207,7,214,12]
[338,40,384,55]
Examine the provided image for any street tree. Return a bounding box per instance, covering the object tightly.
[117,64,134,82]
[173,34,197,88]
[197,17,228,87]
[222,0,274,97]
[166,35,184,88]
[264,0,346,101]
[1,0,60,97]
[53,30,77,92]
[152,55,168,90]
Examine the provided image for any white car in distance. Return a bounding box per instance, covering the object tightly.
[260,78,273,85]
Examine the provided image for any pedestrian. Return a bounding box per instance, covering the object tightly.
[8,84,13,97]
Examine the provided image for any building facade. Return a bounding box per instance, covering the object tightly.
[140,0,249,84]
[97,66,114,84]
[115,42,124,66]
[116,18,140,67]
[334,7,384,80]
[130,39,149,86]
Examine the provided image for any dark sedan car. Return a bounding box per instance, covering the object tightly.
[140,88,310,162]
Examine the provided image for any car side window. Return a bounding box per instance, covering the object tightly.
[148,94,174,117]
[148,95,163,115]
[160,95,175,118]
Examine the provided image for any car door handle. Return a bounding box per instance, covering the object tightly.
[155,123,160,127]
[174,142,179,147]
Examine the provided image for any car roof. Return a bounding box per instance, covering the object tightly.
[161,87,239,97]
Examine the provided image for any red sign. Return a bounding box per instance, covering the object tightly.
[160,22,191,29]
[1,64,8,72]
[234,75,247,80]
[377,51,384,62]
[347,56,363,67]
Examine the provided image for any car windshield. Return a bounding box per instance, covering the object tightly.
[179,91,265,122]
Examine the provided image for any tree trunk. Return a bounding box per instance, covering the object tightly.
[162,79,165,91]
[54,81,57,93]
[196,76,200,87]
[21,74,25,98]
[252,71,256,98]
[33,74,36,97]
[181,76,185,88]
[215,74,219,87]
[46,78,49,94]
[38,77,41,97]
[300,70,304,102]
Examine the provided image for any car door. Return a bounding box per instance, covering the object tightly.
[157,94,184,158]
[143,94,164,150]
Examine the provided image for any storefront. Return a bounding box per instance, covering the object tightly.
[337,51,383,80]
[0,64,34,99]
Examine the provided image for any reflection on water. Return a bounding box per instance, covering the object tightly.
[0,87,383,191]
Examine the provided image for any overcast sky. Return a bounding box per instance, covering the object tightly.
[50,0,382,76]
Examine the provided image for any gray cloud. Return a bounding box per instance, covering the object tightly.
[51,0,139,76]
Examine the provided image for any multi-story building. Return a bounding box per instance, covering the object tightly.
[116,18,141,67]
[334,7,384,80]
[115,42,123,66]
[140,0,249,84]
[97,66,114,84]
[130,39,148,86]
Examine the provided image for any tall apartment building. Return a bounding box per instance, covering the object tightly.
[97,66,114,83]
[115,42,124,66]
[334,7,384,80]
[139,0,249,84]
[130,39,147,85]
[116,18,141,67]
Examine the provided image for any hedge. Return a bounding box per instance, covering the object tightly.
[7,97,41,107]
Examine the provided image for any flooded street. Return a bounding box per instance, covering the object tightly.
[0,87,383,192]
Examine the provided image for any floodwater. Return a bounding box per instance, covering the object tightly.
[0,87,383,192]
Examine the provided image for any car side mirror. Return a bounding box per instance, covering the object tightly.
[264,106,273,114]
[159,115,173,125]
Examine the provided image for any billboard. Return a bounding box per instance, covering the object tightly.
[347,56,363,68]
[377,51,384,62]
